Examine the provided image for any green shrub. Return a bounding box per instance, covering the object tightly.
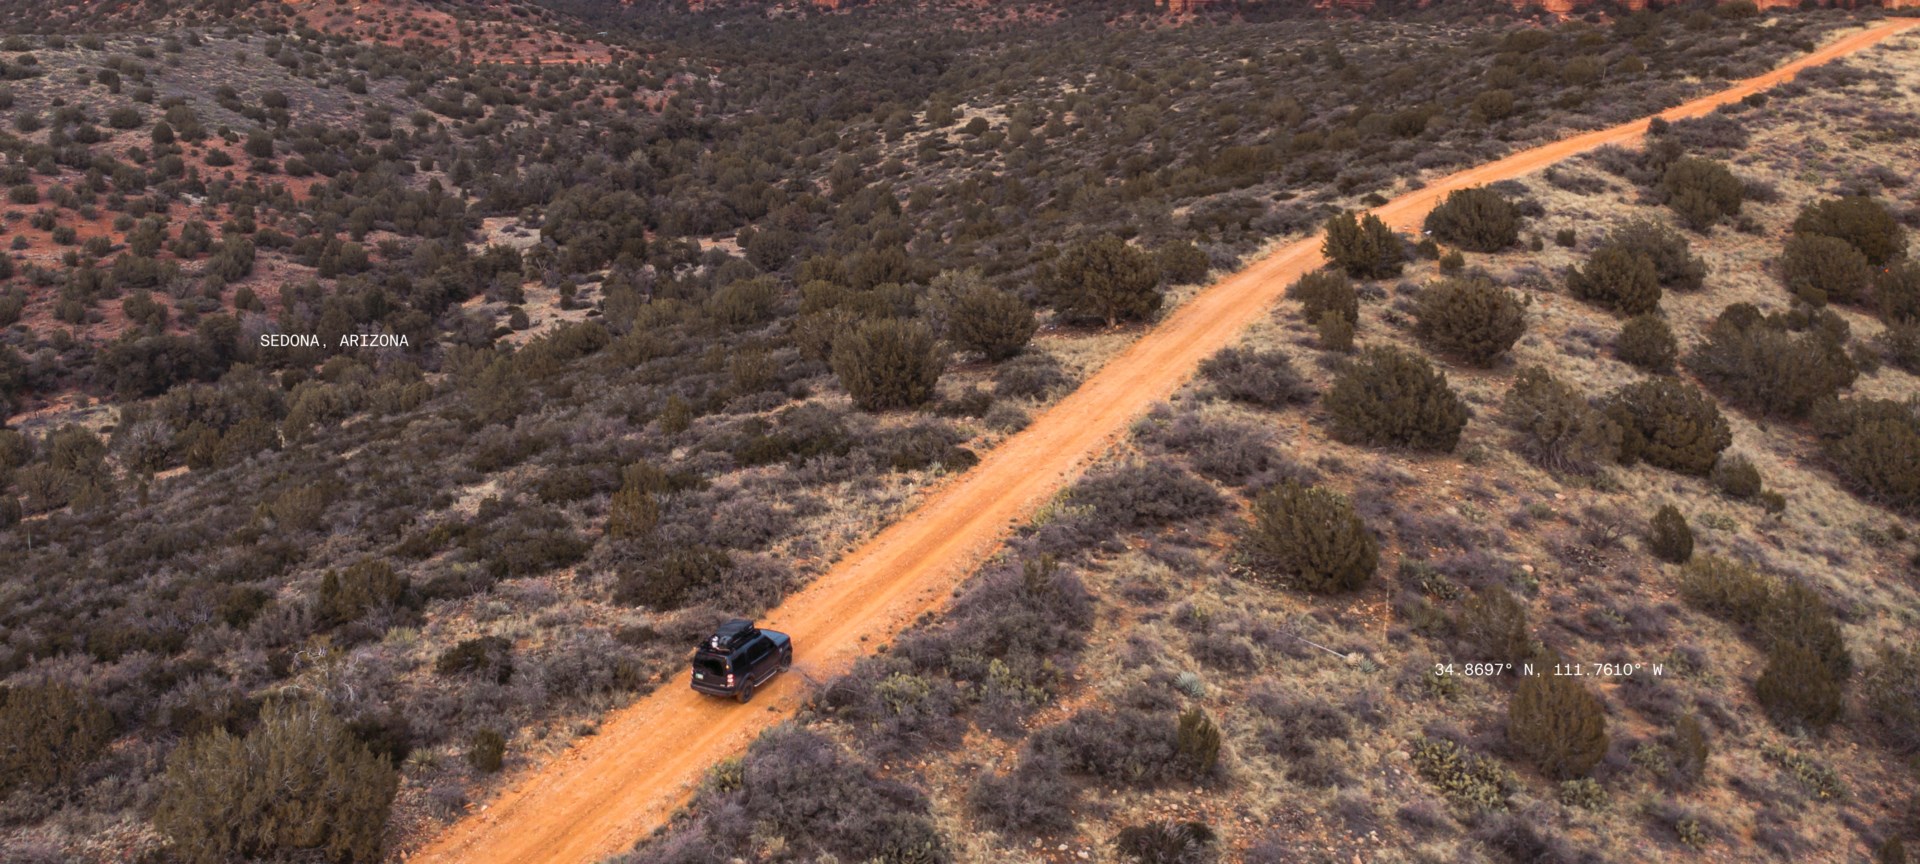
[1568,245,1661,315]
[831,318,944,411]
[1316,309,1354,352]
[1322,211,1405,279]
[1678,555,1772,630]
[1115,820,1215,864]
[607,465,662,539]
[1864,644,1920,757]
[156,700,397,864]
[617,546,730,610]
[1155,240,1211,285]
[1043,234,1163,326]
[0,682,113,796]
[1613,314,1676,375]
[1756,640,1843,733]
[1508,658,1609,780]
[1688,303,1855,419]
[1816,398,1920,514]
[1648,505,1693,564]
[1174,708,1222,779]
[1710,453,1762,500]
[1474,88,1516,121]
[1558,778,1607,810]
[1604,378,1730,476]
[1287,269,1357,326]
[435,636,514,683]
[1880,324,1920,375]
[1499,366,1618,475]
[317,559,405,628]
[1781,234,1872,306]
[1410,737,1515,811]
[1325,346,1469,452]
[1239,480,1378,594]
[1457,586,1531,666]
[1878,261,1920,325]
[1198,346,1314,409]
[1793,196,1907,266]
[468,729,507,773]
[948,284,1036,362]
[1608,219,1706,292]
[705,276,780,328]
[1660,157,1743,231]
[1763,580,1853,683]
[1423,187,1519,252]
[1668,713,1711,789]
[1411,277,1527,367]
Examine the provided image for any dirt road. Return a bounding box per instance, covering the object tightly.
[407,19,1918,864]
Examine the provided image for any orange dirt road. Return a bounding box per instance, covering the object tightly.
[407,18,1918,864]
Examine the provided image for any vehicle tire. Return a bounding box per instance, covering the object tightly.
[779,653,791,673]
[737,681,754,704]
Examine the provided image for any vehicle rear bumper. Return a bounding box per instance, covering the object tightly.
[690,680,737,697]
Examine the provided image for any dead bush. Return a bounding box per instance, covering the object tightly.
[1198,346,1314,409]
[1070,461,1225,530]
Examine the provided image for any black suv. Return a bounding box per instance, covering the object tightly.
[690,619,792,703]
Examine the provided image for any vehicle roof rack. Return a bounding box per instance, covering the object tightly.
[708,619,759,652]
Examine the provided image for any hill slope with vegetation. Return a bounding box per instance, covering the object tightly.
[0,2,1909,862]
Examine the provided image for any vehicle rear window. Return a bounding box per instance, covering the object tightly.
[694,656,729,677]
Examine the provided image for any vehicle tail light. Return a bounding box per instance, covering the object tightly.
[726,674,735,686]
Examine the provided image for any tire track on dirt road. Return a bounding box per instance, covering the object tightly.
[407,18,1918,864]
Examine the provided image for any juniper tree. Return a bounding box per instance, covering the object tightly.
[1044,235,1163,327]
[1322,211,1406,280]
[1649,504,1693,564]
[1240,480,1379,593]
[1424,187,1519,252]
[831,318,944,411]
[1326,346,1469,452]
[1412,277,1528,367]
[1508,654,1609,779]
[156,700,398,864]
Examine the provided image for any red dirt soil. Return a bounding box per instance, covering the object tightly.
[405,18,1920,864]
[277,0,613,64]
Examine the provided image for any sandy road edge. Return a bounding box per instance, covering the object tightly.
[405,18,1919,864]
